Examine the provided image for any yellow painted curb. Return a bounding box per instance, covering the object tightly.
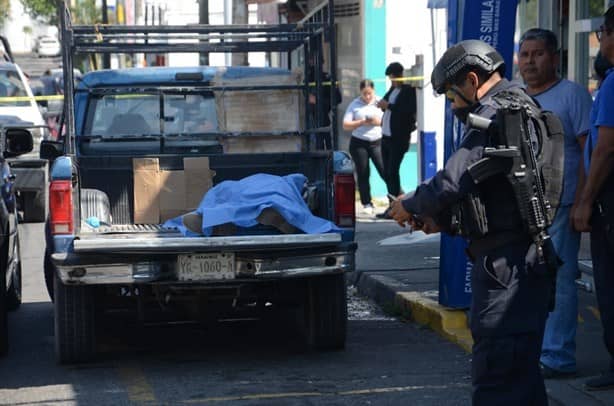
[395,291,473,353]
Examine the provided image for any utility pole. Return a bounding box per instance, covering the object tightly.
[199,0,209,66]
[101,0,111,68]
[224,0,232,66]
[232,0,248,66]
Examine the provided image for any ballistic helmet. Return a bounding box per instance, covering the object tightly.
[431,40,505,94]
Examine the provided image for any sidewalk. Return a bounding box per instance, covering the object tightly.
[350,215,614,406]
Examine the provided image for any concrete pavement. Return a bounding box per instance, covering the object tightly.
[350,214,614,405]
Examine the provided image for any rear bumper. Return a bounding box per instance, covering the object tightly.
[52,233,356,284]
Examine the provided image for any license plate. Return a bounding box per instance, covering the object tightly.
[177,253,235,281]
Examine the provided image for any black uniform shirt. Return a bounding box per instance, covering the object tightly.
[401,79,524,235]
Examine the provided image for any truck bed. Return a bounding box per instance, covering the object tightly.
[77,152,333,225]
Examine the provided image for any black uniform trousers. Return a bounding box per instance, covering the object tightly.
[470,240,553,406]
[589,213,614,372]
[381,136,409,197]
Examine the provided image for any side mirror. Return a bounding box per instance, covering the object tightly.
[4,128,34,157]
[40,139,64,161]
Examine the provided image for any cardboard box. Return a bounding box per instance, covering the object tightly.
[133,158,160,224]
[133,157,215,224]
[159,170,186,223]
[184,157,215,210]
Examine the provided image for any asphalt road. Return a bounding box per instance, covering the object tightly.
[0,223,472,405]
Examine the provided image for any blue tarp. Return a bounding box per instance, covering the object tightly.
[164,173,340,237]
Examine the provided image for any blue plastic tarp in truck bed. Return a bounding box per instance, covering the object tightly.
[163,173,340,237]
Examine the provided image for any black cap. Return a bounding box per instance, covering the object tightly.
[385,62,404,76]
[431,39,505,94]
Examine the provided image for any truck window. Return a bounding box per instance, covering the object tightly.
[165,93,218,134]
[84,92,218,136]
[0,69,29,107]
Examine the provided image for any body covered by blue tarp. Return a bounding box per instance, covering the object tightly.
[164,173,340,237]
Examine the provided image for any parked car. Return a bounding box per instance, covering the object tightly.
[0,62,50,222]
[0,126,34,356]
[35,36,61,58]
[0,62,45,127]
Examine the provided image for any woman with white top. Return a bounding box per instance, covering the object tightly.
[343,79,385,214]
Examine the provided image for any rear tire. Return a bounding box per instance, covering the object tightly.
[6,238,21,311]
[54,274,96,364]
[0,255,8,356]
[304,274,347,350]
[44,249,55,301]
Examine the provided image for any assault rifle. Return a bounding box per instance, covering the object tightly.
[466,106,561,275]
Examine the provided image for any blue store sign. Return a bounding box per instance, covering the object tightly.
[438,0,518,309]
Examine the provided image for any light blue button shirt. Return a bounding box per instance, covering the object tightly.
[533,79,593,205]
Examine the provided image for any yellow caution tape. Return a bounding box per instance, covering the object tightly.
[0,95,64,102]
[0,74,426,103]
[308,75,425,87]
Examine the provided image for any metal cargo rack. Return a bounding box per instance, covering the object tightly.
[58,0,339,154]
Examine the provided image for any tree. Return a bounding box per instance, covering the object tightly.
[0,0,10,28]
[20,0,57,25]
[20,0,100,26]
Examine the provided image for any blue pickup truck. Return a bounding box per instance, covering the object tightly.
[41,2,356,364]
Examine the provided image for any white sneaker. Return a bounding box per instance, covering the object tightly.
[362,204,375,215]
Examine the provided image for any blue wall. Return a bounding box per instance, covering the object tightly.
[364,0,419,198]
[364,0,387,98]
[369,148,418,198]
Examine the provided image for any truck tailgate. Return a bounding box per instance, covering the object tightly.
[74,231,342,254]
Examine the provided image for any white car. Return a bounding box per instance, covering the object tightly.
[0,62,46,143]
[35,36,61,58]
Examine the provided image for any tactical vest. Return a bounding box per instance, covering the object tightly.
[453,88,565,240]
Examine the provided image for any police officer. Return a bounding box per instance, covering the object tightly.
[389,40,553,405]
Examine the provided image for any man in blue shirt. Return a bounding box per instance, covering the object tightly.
[518,28,593,379]
[574,5,614,391]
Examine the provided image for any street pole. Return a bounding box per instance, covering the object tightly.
[102,0,111,69]
[224,0,232,66]
[199,0,209,66]
[231,0,248,66]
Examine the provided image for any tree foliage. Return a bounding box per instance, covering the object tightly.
[71,0,100,24]
[20,0,100,26]
[0,0,11,27]
[20,0,58,24]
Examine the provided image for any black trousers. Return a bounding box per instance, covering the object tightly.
[349,137,385,206]
[381,136,409,197]
[470,240,552,406]
[589,214,614,372]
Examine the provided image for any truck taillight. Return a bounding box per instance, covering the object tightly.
[49,180,74,234]
[334,174,355,227]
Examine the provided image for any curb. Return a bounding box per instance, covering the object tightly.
[355,271,473,353]
[395,292,473,352]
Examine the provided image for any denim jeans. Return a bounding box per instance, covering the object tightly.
[540,205,581,373]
